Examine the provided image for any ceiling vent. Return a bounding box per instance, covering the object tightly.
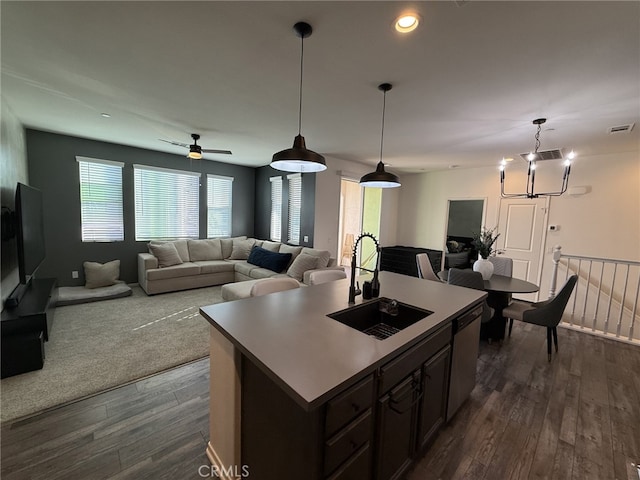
[607,123,635,134]
[519,148,564,162]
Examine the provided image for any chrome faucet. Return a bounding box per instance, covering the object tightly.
[349,233,381,304]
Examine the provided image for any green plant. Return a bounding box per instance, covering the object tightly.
[472,227,500,259]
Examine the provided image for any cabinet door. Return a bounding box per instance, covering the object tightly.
[417,345,451,451]
[375,371,421,480]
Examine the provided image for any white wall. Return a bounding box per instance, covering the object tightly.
[396,151,640,298]
[314,156,399,257]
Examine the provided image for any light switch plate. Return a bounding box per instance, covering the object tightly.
[72,270,79,279]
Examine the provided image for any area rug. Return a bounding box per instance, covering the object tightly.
[0,285,222,422]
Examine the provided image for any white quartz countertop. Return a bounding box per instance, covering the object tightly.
[200,271,486,410]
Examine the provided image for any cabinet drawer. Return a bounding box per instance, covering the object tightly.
[326,442,371,480]
[324,409,372,475]
[379,323,452,394]
[325,375,373,437]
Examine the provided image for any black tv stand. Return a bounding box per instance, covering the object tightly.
[1,278,57,378]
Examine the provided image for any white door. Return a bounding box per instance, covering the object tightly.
[497,197,549,301]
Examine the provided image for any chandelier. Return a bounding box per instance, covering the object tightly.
[500,118,574,199]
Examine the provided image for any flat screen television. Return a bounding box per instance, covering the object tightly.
[15,182,46,285]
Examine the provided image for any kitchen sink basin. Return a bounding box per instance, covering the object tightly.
[327,297,433,340]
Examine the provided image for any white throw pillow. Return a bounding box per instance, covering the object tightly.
[286,253,319,281]
[84,260,120,289]
[300,247,331,268]
[220,236,247,259]
[261,241,282,252]
[148,242,184,268]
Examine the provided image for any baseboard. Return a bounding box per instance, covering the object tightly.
[206,442,246,480]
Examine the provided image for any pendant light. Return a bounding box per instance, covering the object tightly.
[500,118,575,198]
[271,22,326,173]
[360,83,401,188]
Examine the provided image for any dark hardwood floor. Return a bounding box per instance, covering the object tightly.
[2,323,639,480]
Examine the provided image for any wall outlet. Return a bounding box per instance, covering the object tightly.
[72,270,79,279]
[303,235,309,243]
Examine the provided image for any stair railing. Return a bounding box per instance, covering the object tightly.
[549,245,640,344]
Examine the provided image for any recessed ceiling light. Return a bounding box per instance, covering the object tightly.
[395,13,420,33]
[100,113,111,118]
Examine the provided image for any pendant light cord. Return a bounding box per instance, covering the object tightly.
[379,89,387,162]
[534,122,541,154]
[298,34,304,136]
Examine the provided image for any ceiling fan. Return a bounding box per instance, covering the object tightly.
[160,133,232,159]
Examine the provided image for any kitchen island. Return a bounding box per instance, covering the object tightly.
[200,271,486,480]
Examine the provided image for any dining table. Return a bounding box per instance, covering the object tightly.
[438,270,540,341]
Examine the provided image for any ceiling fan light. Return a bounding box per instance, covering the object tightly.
[188,145,202,159]
[271,135,327,172]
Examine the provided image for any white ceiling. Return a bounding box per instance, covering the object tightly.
[2,1,639,174]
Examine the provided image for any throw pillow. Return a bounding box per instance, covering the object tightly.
[261,241,282,253]
[148,242,184,268]
[220,236,247,259]
[84,260,121,289]
[148,240,190,262]
[188,239,223,261]
[286,253,319,281]
[247,246,292,273]
[229,238,256,260]
[279,244,303,266]
[300,247,331,268]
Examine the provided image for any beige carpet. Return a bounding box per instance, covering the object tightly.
[0,285,222,422]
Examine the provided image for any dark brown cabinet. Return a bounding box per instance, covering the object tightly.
[239,320,464,480]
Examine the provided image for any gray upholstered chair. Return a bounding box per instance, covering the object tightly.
[250,277,300,297]
[489,255,515,334]
[447,268,494,324]
[416,253,441,282]
[502,275,578,361]
[488,255,513,276]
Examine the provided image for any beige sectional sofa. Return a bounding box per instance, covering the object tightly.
[137,236,343,295]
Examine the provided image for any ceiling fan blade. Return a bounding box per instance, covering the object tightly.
[159,139,189,148]
[201,148,233,155]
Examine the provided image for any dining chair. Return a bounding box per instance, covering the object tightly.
[416,253,441,282]
[250,277,300,297]
[489,255,515,333]
[502,275,578,361]
[447,268,494,324]
[488,255,513,276]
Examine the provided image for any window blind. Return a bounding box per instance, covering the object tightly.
[77,156,124,242]
[133,164,200,241]
[270,176,283,242]
[287,174,302,245]
[207,175,233,238]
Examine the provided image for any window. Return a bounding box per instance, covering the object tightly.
[207,175,233,238]
[134,164,200,241]
[270,176,282,242]
[287,174,302,245]
[77,156,124,242]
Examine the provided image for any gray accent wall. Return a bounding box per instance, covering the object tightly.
[25,129,256,286]
[254,165,315,247]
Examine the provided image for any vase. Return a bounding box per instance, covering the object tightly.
[473,257,494,280]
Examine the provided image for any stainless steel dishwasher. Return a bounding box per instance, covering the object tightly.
[447,305,482,421]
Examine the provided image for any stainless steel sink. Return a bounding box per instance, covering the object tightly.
[327,297,433,340]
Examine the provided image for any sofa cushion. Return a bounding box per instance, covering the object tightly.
[301,247,331,268]
[230,238,256,260]
[247,246,292,273]
[146,262,201,281]
[188,239,223,261]
[250,267,280,279]
[84,260,121,289]
[148,242,183,268]
[220,236,247,259]
[286,253,319,281]
[194,260,235,274]
[261,241,282,252]
[234,261,258,277]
